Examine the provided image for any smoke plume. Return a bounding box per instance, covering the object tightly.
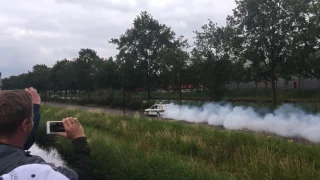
[163,103,320,143]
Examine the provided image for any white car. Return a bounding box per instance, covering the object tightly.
[144,103,167,117]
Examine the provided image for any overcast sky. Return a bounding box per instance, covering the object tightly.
[0,0,236,78]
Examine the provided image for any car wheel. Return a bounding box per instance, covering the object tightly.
[157,112,160,118]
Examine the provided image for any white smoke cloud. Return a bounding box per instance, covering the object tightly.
[163,103,320,143]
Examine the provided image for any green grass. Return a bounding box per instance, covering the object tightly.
[36,106,320,180]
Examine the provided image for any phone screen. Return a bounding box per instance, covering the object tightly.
[49,122,65,132]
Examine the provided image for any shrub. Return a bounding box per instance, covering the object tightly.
[78,98,95,106]
[126,99,143,110]
[111,98,124,108]
[141,100,156,109]
[94,99,111,107]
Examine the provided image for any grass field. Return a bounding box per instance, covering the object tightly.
[36,105,320,180]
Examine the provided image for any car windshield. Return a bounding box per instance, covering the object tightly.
[151,105,157,109]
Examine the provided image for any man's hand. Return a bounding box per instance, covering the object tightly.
[25,87,41,104]
[57,117,85,140]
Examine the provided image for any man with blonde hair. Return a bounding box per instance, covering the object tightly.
[0,88,92,180]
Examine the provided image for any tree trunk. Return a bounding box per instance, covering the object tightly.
[122,65,126,115]
[78,90,81,99]
[298,76,301,89]
[237,82,240,90]
[179,70,182,103]
[271,71,277,107]
[147,81,151,100]
[65,90,67,100]
[148,86,151,99]
[147,60,151,100]
[43,90,46,105]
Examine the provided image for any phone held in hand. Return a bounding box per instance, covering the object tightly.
[47,121,65,134]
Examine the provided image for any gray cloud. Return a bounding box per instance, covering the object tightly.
[0,0,236,78]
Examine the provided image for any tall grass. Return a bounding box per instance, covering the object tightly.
[36,106,320,180]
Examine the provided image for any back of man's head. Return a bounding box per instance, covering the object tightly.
[0,90,33,137]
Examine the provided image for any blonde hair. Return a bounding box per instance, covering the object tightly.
[0,90,33,136]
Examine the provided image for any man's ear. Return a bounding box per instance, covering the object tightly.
[19,119,30,132]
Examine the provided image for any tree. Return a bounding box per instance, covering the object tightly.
[230,59,248,90]
[2,73,31,90]
[110,11,183,99]
[29,64,50,91]
[307,0,320,81]
[230,0,317,106]
[309,52,320,80]
[161,47,189,101]
[187,49,206,92]
[114,48,144,94]
[74,48,101,98]
[194,20,234,100]
[94,57,120,97]
[49,59,75,99]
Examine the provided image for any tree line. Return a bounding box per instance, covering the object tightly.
[2,0,319,106]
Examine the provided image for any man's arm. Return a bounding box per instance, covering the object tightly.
[54,137,92,180]
[24,104,41,150]
[70,137,92,180]
[53,117,92,180]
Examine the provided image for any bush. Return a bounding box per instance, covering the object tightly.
[78,98,95,106]
[93,99,111,107]
[126,99,143,110]
[111,98,124,108]
[141,100,156,109]
[106,94,114,104]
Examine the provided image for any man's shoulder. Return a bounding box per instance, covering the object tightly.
[0,145,79,180]
[0,164,69,180]
[0,144,47,174]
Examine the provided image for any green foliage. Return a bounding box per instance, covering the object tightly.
[193,21,234,100]
[111,98,125,108]
[141,100,156,109]
[77,98,95,106]
[126,99,143,110]
[230,0,319,106]
[109,11,188,99]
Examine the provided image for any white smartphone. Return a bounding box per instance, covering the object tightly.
[47,121,65,134]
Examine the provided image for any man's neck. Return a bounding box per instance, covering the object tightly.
[0,138,23,149]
